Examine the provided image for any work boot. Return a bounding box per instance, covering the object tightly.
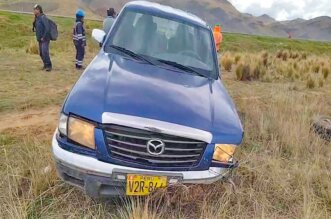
[76,64,84,70]
[45,66,52,72]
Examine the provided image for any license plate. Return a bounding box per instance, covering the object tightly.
[126,174,167,196]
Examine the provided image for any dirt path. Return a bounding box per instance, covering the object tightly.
[0,106,60,133]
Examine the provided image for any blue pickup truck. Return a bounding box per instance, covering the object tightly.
[52,1,244,197]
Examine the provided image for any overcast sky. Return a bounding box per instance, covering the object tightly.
[228,0,331,21]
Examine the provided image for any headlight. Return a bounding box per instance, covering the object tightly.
[68,117,96,149]
[58,113,68,136]
[213,144,236,163]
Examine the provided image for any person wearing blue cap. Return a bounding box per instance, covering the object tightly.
[73,9,86,69]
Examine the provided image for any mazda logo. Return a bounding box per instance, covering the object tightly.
[146,139,165,156]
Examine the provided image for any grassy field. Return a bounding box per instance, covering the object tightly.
[0,11,330,218]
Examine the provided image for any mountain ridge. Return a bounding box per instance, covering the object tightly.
[0,0,330,41]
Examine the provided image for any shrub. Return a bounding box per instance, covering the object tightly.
[262,73,272,82]
[306,76,315,89]
[276,50,289,61]
[282,51,288,61]
[261,52,268,66]
[312,64,320,73]
[252,64,263,80]
[318,78,324,88]
[221,55,233,71]
[322,67,330,79]
[26,40,39,55]
[293,62,298,70]
[294,73,300,80]
[276,50,283,58]
[290,52,299,59]
[236,63,251,81]
[302,63,310,74]
[261,51,268,59]
[236,64,243,80]
[234,55,241,64]
[301,53,307,60]
[287,67,294,79]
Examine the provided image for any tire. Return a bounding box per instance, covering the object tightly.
[312,116,331,142]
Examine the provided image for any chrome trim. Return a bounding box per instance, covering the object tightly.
[107,137,146,148]
[109,144,200,158]
[111,151,198,164]
[165,147,203,152]
[105,130,204,144]
[146,139,166,156]
[107,137,204,151]
[102,113,212,143]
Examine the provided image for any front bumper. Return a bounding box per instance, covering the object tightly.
[52,133,230,197]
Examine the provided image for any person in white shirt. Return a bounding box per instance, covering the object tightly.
[103,8,116,34]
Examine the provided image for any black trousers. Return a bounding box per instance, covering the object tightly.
[75,44,85,67]
[39,40,52,68]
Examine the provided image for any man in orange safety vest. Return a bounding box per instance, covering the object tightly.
[213,25,223,52]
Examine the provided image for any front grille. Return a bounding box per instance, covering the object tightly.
[103,125,207,168]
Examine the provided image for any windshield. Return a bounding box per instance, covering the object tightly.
[104,10,217,78]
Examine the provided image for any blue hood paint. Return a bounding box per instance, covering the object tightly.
[63,52,243,144]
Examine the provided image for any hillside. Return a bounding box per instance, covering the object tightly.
[0,0,330,41]
[0,0,101,19]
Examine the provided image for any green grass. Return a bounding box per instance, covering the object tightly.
[0,11,100,113]
[222,32,331,55]
[0,11,100,51]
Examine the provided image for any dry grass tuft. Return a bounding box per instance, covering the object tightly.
[306,75,315,89]
[276,50,289,61]
[251,64,264,80]
[222,50,329,89]
[236,63,251,81]
[322,67,330,79]
[318,78,324,87]
[25,40,39,55]
[261,51,269,67]
[289,51,299,59]
[234,54,241,64]
[312,64,320,73]
[221,55,234,71]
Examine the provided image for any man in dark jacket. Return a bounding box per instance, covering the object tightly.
[33,4,52,71]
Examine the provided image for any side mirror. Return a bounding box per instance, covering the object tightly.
[92,29,106,44]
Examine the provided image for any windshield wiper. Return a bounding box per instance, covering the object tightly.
[109,45,155,65]
[157,59,207,78]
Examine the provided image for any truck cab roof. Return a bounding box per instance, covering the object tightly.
[125,1,208,29]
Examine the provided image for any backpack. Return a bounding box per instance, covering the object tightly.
[46,17,58,41]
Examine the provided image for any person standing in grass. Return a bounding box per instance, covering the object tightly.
[73,9,86,69]
[213,25,223,53]
[33,4,52,71]
[103,8,116,34]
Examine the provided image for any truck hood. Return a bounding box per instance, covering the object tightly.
[63,53,243,144]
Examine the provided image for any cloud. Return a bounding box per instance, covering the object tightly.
[228,0,331,21]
